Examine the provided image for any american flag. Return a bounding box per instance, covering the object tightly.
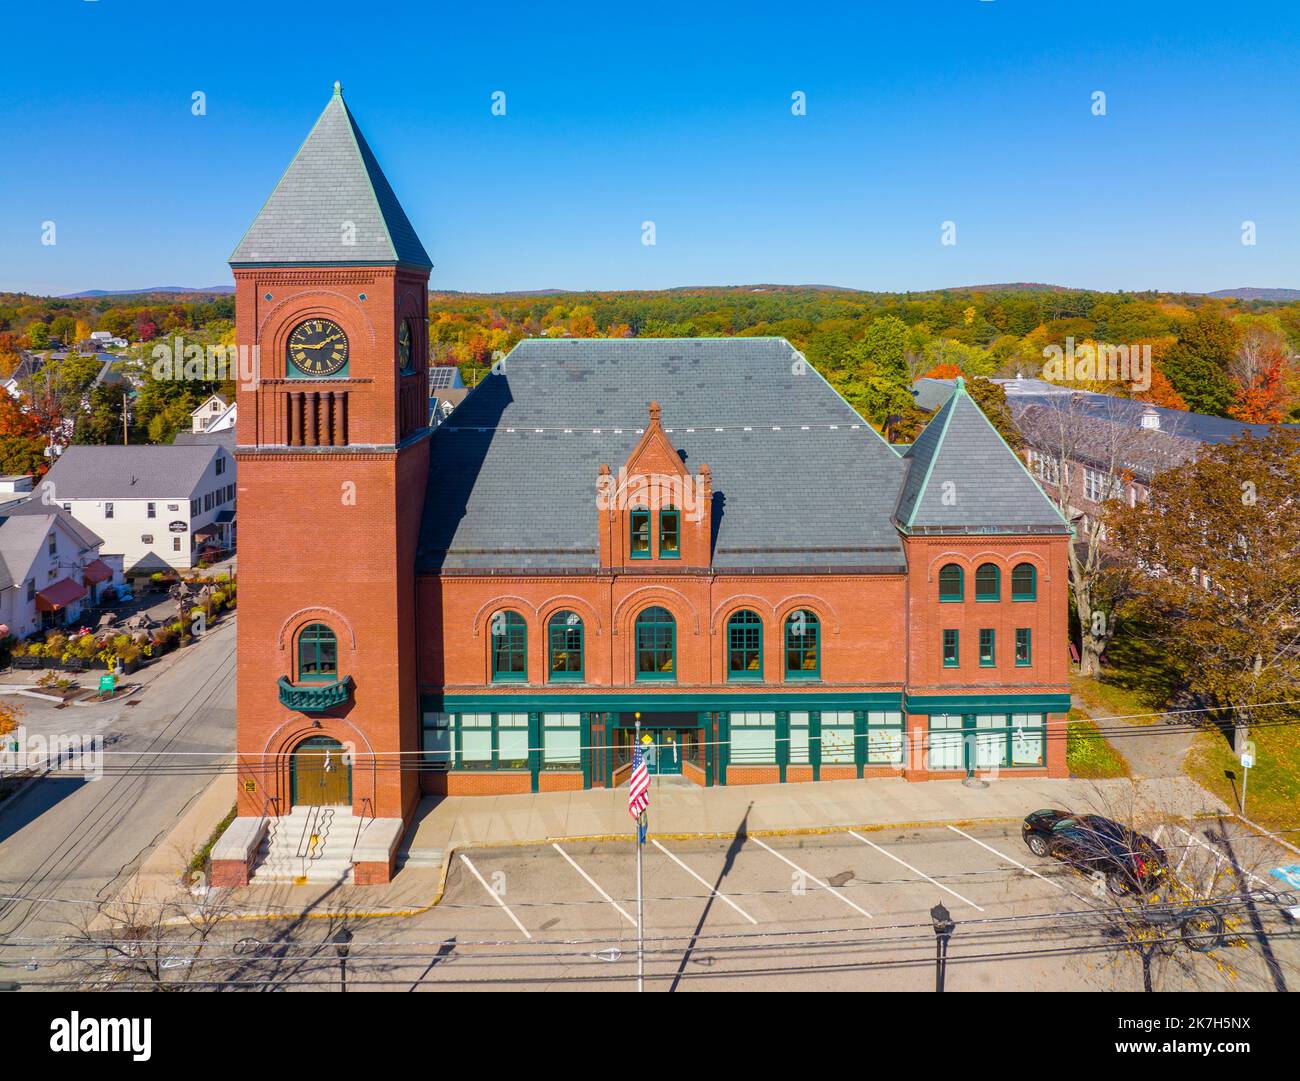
[628,743,650,819]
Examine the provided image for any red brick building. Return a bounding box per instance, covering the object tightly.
[213,87,1071,885]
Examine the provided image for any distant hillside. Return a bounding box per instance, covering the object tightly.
[60,285,235,299]
[1206,287,1300,301]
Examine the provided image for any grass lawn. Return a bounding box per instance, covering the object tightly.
[1066,708,1131,779]
[1183,720,1300,832]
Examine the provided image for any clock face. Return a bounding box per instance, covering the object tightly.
[287,319,349,377]
[397,320,413,373]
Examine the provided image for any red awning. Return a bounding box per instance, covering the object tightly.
[82,558,114,585]
[36,578,88,612]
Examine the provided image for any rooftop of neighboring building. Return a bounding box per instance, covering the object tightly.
[42,443,226,500]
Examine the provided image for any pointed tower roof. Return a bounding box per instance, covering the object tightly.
[230,82,431,269]
[895,377,1069,534]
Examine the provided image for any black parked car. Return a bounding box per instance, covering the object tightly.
[1022,809,1168,895]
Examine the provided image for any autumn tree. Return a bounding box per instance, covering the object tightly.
[0,394,50,476]
[1109,429,1300,750]
[1227,324,1292,424]
[967,377,1023,452]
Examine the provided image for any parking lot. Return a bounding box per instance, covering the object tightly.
[300,818,1299,992]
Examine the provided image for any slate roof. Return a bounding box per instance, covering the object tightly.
[229,84,431,269]
[1013,402,1199,482]
[896,378,1069,535]
[43,444,222,499]
[417,338,911,573]
[174,428,237,450]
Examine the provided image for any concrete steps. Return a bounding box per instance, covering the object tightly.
[250,805,360,884]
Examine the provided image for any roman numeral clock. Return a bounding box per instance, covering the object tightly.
[288,318,349,377]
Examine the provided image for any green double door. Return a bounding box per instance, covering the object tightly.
[645,729,682,775]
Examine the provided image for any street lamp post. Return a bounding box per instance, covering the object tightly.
[332,927,352,993]
[930,902,955,992]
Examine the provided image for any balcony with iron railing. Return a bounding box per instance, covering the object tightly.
[277,675,354,712]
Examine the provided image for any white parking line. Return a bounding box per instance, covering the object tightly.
[652,840,758,924]
[749,836,873,918]
[1176,826,1275,893]
[946,825,1081,898]
[848,830,985,912]
[552,843,637,927]
[458,853,531,939]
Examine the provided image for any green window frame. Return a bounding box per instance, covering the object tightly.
[942,628,959,668]
[542,711,581,769]
[979,628,996,667]
[634,606,676,680]
[457,712,494,767]
[866,710,905,766]
[784,609,820,679]
[296,622,338,683]
[1015,627,1033,667]
[1011,713,1045,766]
[497,712,530,769]
[730,710,777,764]
[788,710,811,765]
[658,507,680,559]
[1011,562,1037,601]
[726,609,763,680]
[975,563,1000,602]
[547,611,584,681]
[939,564,964,602]
[629,508,651,559]
[819,709,856,764]
[490,610,527,682]
[421,710,451,769]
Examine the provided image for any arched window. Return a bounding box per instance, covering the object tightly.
[296,623,337,683]
[938,564,964,602]
[658,506,681,558]
[726,609,763,680]
[785,609,820,679]
[1012,562,1037,601]
[634,606,675,680]
[975,563,1001,602]
[490,610,527,682]
[629,507,651,559]
[548,611,584,681]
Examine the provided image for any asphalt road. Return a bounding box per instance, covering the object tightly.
[0,617,235,948]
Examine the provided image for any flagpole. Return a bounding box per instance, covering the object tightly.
[634,714,644,993]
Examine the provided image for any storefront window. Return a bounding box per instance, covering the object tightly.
[866,710,904,765]
[543,712,581,768]
[1011,713,1045,766]
[789,710,810,765]
[498,712,530,768]
[730,711,776,763]
[928,714,964,770]
[459,712,493,767]
[820,710,855,764]
[422,711,450,769]
[975,714,1008,769]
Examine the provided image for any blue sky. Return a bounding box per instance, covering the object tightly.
[2,0,1297,296]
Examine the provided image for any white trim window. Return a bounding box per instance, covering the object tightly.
[730,711,777,764]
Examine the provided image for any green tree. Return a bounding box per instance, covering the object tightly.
[967,377,1024,452]
[26,321,50,349]
[1161,307,1238,416]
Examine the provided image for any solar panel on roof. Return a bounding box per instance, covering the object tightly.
[429,367,456,389]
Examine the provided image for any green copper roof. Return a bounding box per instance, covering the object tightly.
[230,83,431,268]
[896,377,1069,534]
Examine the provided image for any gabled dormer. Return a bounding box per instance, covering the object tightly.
[597,401,712,569]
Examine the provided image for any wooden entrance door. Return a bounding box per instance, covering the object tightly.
[291,736,352,806]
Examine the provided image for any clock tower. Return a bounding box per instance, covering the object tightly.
[215,83,431,886]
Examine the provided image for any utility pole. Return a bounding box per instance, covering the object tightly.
[634,712,644,994]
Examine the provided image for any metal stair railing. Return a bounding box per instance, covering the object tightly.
[352,796,374,857]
